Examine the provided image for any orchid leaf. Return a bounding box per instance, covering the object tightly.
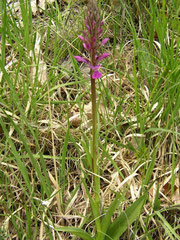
[104,195,146,240]
[55,226,93,240]
[82,178,101,232]
[97,193,123,240]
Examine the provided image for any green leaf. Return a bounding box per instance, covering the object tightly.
[105,195,146,240]
[81,178,101,233]
[54,226,93,240]
[153,183,161,211]
[97,193,123,240]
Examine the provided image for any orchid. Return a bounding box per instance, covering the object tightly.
[74,6,109,79]
[73,1,110,234]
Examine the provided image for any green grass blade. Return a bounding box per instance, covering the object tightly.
[0,118,32,193]
[19,0,32,52]
[156,211,180,240]
[0,0,7,67]
[9,116,51,196]
[143,145,158,186]
[60,115,70,190]
[1,109,51,196]
[105,195,146,240]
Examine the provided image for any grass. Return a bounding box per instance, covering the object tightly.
[0,0,180,239]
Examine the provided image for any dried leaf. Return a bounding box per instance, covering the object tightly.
[69,113,81,127]
[31,0,38,15]
[29,33,47,85]
[172,177,180,204]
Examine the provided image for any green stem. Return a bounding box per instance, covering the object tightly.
[91,74,97,174]
[90,70,101,233]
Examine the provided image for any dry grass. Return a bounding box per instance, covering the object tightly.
[0,0,179,239]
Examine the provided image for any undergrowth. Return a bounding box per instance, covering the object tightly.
[0,0,179,239]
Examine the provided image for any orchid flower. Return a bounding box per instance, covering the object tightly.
[74,6,109,79]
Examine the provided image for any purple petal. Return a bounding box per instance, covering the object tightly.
[78,35,84,41]
[74,56,89,63]
[93,20,96,28]
[85,18,88,25]
[92,71,102,79]
[92,36,96,42]
[86,24,90,33]
[97,14,100,22]
[96,53,110,62]
[97,28,102,37]
[83,43,91,52]
[89,64,101,71]
[85,18,91,33]
[83,30,88,39]
[102,38,109,45]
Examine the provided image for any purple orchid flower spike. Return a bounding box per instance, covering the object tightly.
[74,0,110,213]
[74,1,109,79]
